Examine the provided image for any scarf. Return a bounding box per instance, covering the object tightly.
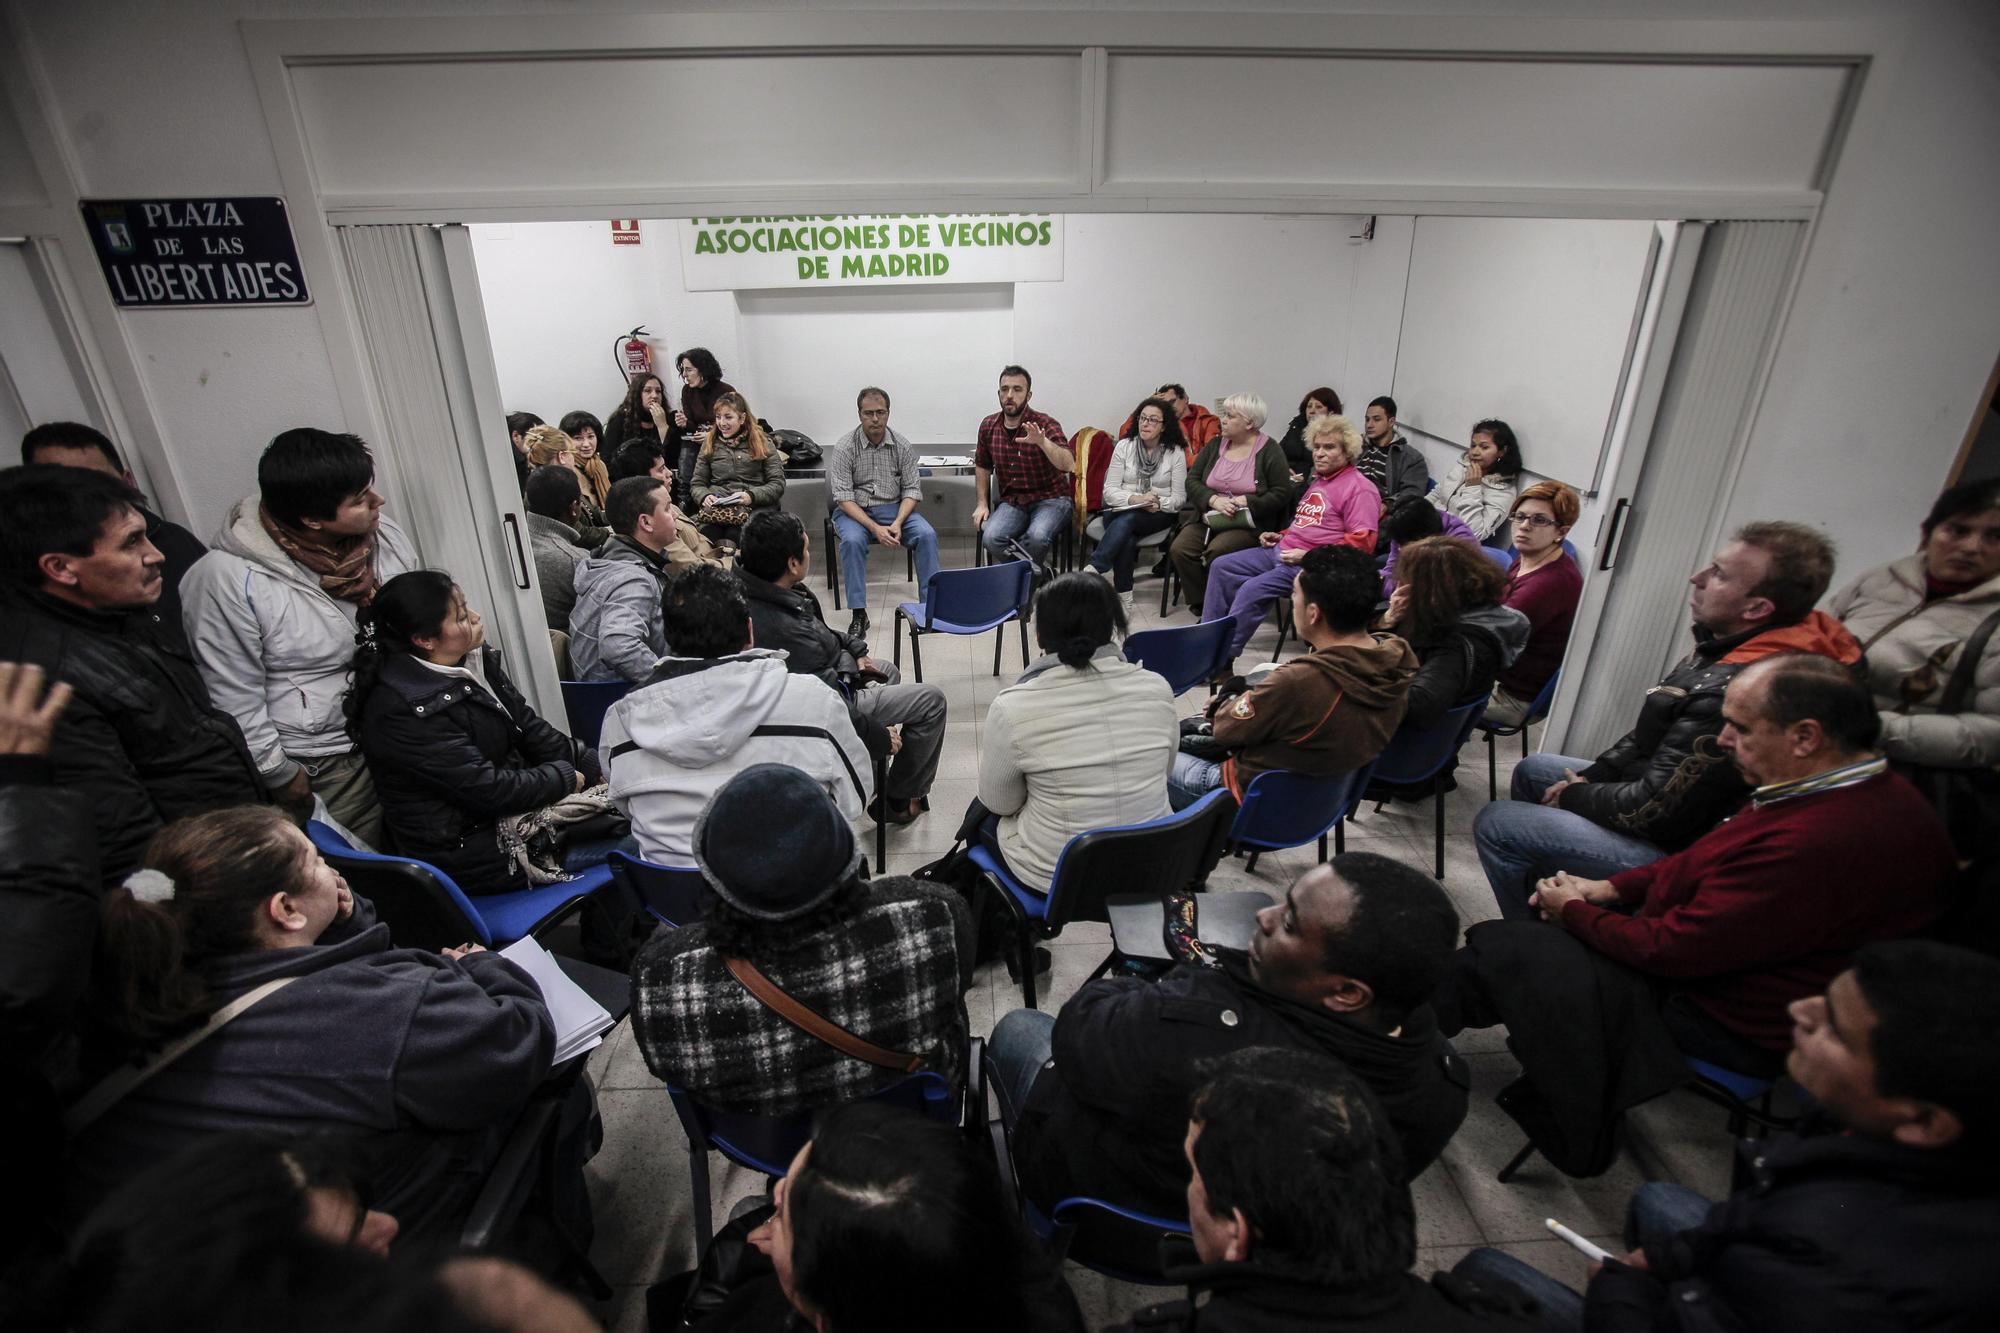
[1131,438,1166,490]
[258,504,381,606]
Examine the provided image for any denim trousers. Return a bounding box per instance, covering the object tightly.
[1471,752,1664,921]
[833,503,941,610]
[982,496,1073,563]
[1447,1181,1714,1332]
[1168,752,1226,811]
[988,1007,1057,1125]
[1088,508,1176,590]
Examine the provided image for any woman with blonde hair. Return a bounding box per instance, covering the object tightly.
[1201,412,1378,667]
[1169,390,1294,617]
[522,424,608,537]
[690,388,786,543]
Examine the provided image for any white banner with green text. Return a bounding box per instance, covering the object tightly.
[678,214,1062,290]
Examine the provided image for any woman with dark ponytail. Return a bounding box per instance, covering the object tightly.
[348,570,616,893]
[72,806,553,1236]
[973,573,1178,891]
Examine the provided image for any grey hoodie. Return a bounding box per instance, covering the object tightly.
[602,650,872,862]
[569,536,671,684]
[180,496,418,781]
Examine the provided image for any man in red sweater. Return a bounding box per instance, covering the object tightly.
[1529,652,1953,1070]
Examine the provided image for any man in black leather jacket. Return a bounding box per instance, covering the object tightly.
[735,509,947,825]
[1472,521,1854,919]
[992,854,1469,1221]
[1,465,269,879]
[1452,939,2000,1332]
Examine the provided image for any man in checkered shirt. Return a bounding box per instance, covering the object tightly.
[973,365,1074,564]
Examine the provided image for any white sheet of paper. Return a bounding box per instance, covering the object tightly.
[497,935,616,1063]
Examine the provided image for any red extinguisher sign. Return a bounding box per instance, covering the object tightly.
[610,219,641,245]
[622,332,652,378]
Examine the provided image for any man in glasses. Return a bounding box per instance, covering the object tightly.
[1473,520,1860,921]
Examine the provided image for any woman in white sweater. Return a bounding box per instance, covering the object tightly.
[977,573,1178,892]
[1427,418,1523,541]
[1085,395,1189,613]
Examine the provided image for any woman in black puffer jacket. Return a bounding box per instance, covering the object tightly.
[348,570,600,892]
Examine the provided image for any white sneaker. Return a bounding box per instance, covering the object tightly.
[1119,591,1135,616]
[1087,565,1113,583]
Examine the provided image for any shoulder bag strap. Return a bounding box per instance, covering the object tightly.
[64,975,302,1138]
[722,956,926,1074]
[1938,605,2000,715]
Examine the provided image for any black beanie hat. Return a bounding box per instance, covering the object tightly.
[692,763,861,921]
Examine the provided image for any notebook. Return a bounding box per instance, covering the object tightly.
[498,936,617,1063]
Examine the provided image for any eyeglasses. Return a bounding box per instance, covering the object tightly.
[1137,414,1166,426]
[1512,513,1559,528]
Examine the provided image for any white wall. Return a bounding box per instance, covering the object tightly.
[471,212,1403,448]
[7,0,1999,583]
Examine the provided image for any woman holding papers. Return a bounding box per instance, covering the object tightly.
[71,805,555,1238]
[1085,395,1187,613]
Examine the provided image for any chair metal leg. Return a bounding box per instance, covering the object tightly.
[1497,1140,1536,1182]
[875,753,888,872]
[993,626,1004,675]
[909,627,924,682]
[690,1141,714,1257]
[1018,928,1039,1010]
[1318,832,1328,862]
[1019,616,1030,668]
[1334,816,1346,855]
[1244,850,1260,874]
[1487,731,1499,802]
[1433,774,1446,878]
[893,611,903,667]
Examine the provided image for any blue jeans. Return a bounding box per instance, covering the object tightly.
[989,1007,1057,1125]
[833,503,940,611]
[982,496,1073,564]
[1472,753,1664,921]
[1169,752,1226,811]
[1088,508,1176,591]
[1447,1181,1713,1332]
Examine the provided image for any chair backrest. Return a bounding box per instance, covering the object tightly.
[1369,699,1487,787]
[1043,789,1236,928]
[1526,667,1562,721]
[668,1070,955,1178]
[1479,545,1515,573]
[561,678,633,749]
[606,850,707,928]
[1123,620,1235,696]
[1040,1196,1191,1285]
[1074,426,1116,518]
[1229,766,1371,852]
[305,819,490,948]
[924,559,1034,627]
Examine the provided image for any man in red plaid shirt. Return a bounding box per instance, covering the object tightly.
[973,365,1074,564]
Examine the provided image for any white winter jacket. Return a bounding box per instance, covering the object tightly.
[180,497,418,783]
[602,650,872,862]
[978,646,1178,891]
[1829,554,2000,770]
[1427,461,1520,541]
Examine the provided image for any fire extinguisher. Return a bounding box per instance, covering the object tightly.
[614,326,653,380]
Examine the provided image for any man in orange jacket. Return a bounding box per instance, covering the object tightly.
[1120,383,1220,467]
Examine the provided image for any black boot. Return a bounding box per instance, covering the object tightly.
[848,609,869,637]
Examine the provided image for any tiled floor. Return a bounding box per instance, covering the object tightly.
[579,537,1737,1330]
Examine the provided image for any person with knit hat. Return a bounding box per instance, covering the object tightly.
[630,764,975,1117]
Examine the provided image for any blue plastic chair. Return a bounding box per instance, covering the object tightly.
[1498,1053,1796,1183]
[1476,668,1562,800]
[1368,699,1488,877]
[1123,620,1234,696]
[604,850,706,928]
[560,679,633,749]
[892,559,1034,681]
[983,1045,1191,1283]
[967,789,1236,1008]
[305,819,614,949]
[1479,545,1515,573]
[1227,765,1375,874]
[669,1066,960,1256]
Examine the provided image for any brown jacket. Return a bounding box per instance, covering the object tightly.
[1212,635,1417,794]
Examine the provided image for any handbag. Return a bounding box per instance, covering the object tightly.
[1202,507,1255,532]
[1895,605,2000,860]
[721,956,928,1073]
[697,503,752,528]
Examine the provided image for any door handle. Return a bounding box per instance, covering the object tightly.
[501,513,532,590]
[1598,498,1632,572]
